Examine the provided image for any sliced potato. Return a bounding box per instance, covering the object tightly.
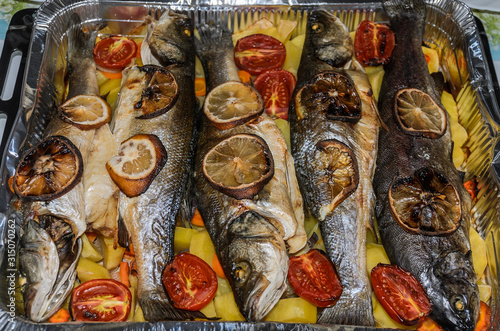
[422,46,440,74]
[372,292,417,329]
[263,297,317,323]
[479,284,492,303]
[215,276,232,297]
[189,229,216,268]
[81,233,103,262]
[99,236,126,270]
[274,118,291,151]
[200,300,217,319]
[214,292,245,321]
[134,305,145,322]
[470,227,488,278]
[366,243,391,275]
[76,258,110,283]
[174,226,198,253]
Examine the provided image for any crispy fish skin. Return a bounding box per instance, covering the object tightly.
[18,15,99,322]
[194,23,306,321]
[375,1,479,330]
[289,10,377,326]
[111,12,197,321]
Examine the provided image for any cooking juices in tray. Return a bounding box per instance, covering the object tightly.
[5,0,499,329]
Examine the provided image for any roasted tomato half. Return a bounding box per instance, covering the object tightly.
[70,279,131,322]
[354,20,395,66]
[254,68,296,120]
[234,34,286,76]
[371,264,432,325]
[94,36,137,71]
[287,249,343,307]
[162,252,217,311]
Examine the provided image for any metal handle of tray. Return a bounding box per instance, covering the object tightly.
[0,9,36,159]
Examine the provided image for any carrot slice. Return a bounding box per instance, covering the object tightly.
[238,70,252,84]
[49,308,70,323]
[101,70,123,80]
[475,301,492,331]
[195,77,206,97]
[136,42,142,58]
[212,253,226,279]
[417,317,443,330]
[120,261,130,287]
[191,208,204,227]
[85,231,97,243]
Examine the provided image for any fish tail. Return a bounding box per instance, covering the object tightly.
[382,0,426,25]
[317,289,375,326]
[67,13,99,60]
[194,23,233,57]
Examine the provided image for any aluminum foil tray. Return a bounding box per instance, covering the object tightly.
[0,0,499,329]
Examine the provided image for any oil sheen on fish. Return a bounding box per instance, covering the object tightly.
[194,22,306,321]
[374,1,479,330]
[289,10,378,326]
[18,15,99,322]
[111,11,197,321]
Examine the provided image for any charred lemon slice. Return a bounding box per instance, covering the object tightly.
[295,71,361,122]
[134,65,179,119]
[395,88,447,138]
[58,95,112,130]
[388,167,461,236]
[14,136,83,201]
[202,134,274,200]
[204,81,264,130]
[312,140,358,219]
[106,134,167,197]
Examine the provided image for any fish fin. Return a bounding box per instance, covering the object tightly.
[117,215,130,248]
[194,23,233,58]
[139,292,205,321]
[317,288,375,326]
[382,0,426,21]
[67,13,99,59]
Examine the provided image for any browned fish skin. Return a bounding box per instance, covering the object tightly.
[374,1,479,330]
[289,10,377,326]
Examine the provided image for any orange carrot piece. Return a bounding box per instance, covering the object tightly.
[195,77,206,97]
[475,301,492,331]
[464,179,478,201]
[417,317,443,331]
[136,42,142,58]
[191,208,205,227]
[85,231,97,243]
[101,70,122,80]
[238,70,252,84]
[48,308,70,323]
[120,261,130,288]
[212,254,226,279]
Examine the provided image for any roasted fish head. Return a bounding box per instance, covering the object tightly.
[223,211,288,322]
[427,251,479,331]
[307,10,353,68]
[143,11,193,66]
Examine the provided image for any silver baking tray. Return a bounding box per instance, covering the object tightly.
[0,0,499,329]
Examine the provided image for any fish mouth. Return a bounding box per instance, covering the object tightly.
[240,273,286,321]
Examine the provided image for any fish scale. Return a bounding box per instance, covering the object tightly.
[289,10,378,326]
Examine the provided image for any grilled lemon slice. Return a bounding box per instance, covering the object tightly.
[388,167,461,236]
[295,71,361,122]
[106,134,167,197]
[202,134,274,199]
[58,95,112,130]
[134,65,179,119]
[14,136,83,201]
[395,88,447,138]
[204,81,264,130]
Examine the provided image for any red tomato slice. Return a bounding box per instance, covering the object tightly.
[93,36,137,71]
[354,20,395,66]
[287,249,343,307]
[70,279,131,322]
[162,252,217,311]
[371,264,432,325]
[234,34,286,76]
[254,68,296,120]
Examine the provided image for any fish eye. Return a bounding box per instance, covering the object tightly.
[311,22,324,33]
[451,295,465,311]
[232,261,251,285]
[184,29,191,37]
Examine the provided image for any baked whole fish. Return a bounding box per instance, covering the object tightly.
[374,0,479,330]
[194,22,306,321]
[17,15,99,322]
[289,10,378,326]
[110,11,197,321]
